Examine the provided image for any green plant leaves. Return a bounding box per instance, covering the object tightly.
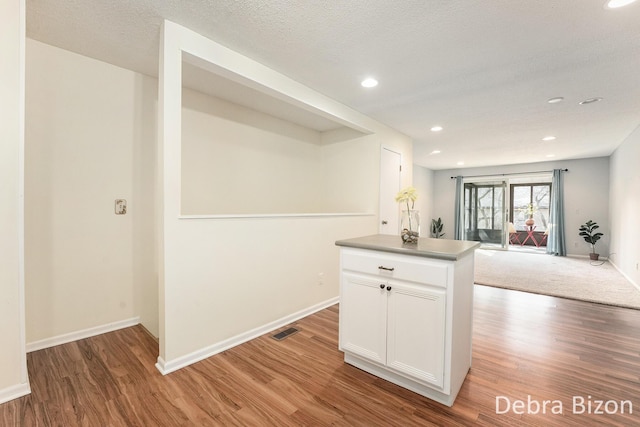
[579,220,603,246]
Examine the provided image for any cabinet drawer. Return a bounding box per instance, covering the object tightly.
[341,249,449,287]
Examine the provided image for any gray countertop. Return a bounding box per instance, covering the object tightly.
[335,234,480,261]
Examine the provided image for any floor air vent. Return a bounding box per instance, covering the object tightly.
[272,327,299,341]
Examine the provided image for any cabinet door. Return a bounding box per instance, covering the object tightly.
[386,280,446,388]
[339,272,387,365]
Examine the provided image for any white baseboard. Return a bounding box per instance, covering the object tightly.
[156,297,339,375]
[0,382,31,405]
[566,253,607,260]
[609,259,640,292]
[26,317,140,353]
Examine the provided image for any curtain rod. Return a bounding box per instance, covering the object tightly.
[450,168,568,179]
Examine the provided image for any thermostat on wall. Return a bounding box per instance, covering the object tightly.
[115,199,127,215]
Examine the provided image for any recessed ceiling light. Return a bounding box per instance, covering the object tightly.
[431,126,443,132]
[547,97,564,104]
[546,154,556,158]
[579,97,603,105]
[605,0,638,8]
[361,77,378,88]
[542,136,556,141]
[457,161,465,166]
[430,150,441,155]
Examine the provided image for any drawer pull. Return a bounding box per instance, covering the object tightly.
[378,265,395,272]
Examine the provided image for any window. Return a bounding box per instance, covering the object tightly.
[510,183,551,231]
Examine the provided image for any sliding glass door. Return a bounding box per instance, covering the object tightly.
[463,181,507,249]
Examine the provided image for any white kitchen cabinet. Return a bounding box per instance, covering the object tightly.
[336,234,479,407]
[339,272,388,365]
[340,272,446,387]
[386,279,446,387]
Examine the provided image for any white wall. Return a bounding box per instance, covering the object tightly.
[320,134,380,213]
[181,88,383,216]
[21,26,411,376]
[432,157,610,256]
[609,127,640,287]
[181,89,325,214]
[25,39,158,341]
[157,21,412,371]
[17,20,411,376]
[413,165,435,237]
[0,0,29,403]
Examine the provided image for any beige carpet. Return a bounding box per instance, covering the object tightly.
[474,249,640,310]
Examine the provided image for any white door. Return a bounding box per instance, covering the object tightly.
[379,148,401,235]
[339,273,388,365]
[386,280,446,388]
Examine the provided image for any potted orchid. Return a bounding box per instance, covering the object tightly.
[525,203,536,227]
[395,186,419,243]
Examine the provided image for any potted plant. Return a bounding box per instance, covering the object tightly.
[578,220,603,261]
[430,218,445,239]
[525,203,536,227]
[395,186,419,243]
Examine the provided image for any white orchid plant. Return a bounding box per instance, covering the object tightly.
[395,186,418,211]
[395,186,418,237]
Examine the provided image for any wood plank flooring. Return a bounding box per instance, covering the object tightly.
[2,285,640,426]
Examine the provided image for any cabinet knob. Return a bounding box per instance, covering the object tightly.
[379,284,385,289]
[386,286,392,291]
[381,220,388,225]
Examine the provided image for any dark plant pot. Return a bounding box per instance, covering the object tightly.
[589,253,600,261]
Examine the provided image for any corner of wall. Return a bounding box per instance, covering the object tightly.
[0,0,29,402]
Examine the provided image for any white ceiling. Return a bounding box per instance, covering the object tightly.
[26,0,640,170]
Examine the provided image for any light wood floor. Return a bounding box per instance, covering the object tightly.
[2,285,640,426]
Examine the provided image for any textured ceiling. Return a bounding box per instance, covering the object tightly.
[26,0,640,170]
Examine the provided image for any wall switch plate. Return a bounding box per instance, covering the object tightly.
[115,199,127,215]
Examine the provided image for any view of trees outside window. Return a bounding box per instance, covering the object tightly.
[465,185,503,231]
[511,184,551,230]
[464,183,506,245]
[477,187,503,230]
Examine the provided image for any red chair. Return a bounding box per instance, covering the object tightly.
[539,229,549,246]
[508,222,521,245]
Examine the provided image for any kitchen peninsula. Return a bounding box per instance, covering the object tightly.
[335,234,480,406]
